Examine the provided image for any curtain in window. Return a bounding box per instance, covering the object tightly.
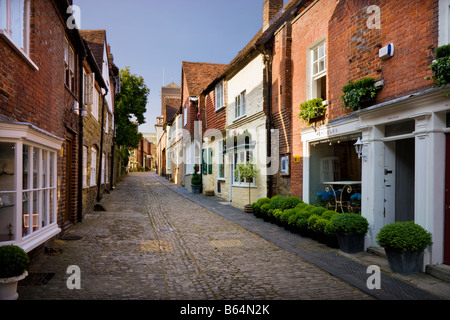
[11,0,25,49]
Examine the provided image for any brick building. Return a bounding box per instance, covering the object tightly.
[286,0,449,268]
[79,29,118,213]
[180,61,227,191]
[0,0,85,251]
[0,1,118,254]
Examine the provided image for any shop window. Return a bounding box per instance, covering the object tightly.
[0,140,58,244]
[310,139,361,212]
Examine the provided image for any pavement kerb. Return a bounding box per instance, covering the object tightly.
[151,172,450,301]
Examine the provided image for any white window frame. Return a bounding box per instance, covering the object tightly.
[439,0,450,45]
[218,140,225,180]
[308,39,327,101]
[90,147,97,187]
[64,38,75,92]
[234,90,246,120]
[84,70,94,106]
[0,122,61,251]
[215,80,224,111]
[91,88,99,121]
[82,146,88,188]
[232,149,255,187]
[183,103,188,126]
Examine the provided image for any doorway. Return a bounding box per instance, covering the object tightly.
[384,138,415,225]
[445,134,450,265]
[64,134,75,230]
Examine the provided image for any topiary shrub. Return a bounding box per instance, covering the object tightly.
[309,206,326,217]
[328,213,369,236]
[252,198,270,218]
[0,245,30,278]
[280,208,296,225]
[269,195,283,209]
[278,196,303,211]
[376,221,432,253]
[322,210,340,221]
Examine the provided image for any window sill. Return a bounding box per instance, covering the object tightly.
[233,114,247,122]
[215,105,226,113]
[0,31,39,71]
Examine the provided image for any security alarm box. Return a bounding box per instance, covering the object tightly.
[379,43,394,61]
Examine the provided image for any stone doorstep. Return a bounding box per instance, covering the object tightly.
[367,247,450,283]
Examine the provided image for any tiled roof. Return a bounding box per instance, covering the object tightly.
[182,62,228,97]
[79,30,106,69]
[164,97,180,123]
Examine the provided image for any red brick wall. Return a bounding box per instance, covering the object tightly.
[327,0,439,119]
[290,0,338,198]
[0,0,82,228]
[289,0,439,199]
[203,84,227,133]
[271,21,293,196]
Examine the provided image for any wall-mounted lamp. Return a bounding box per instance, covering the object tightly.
[354,137,367,161]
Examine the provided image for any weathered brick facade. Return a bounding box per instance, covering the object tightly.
[0,0,84,231]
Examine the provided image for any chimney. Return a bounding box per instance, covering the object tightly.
[263,0,284,31]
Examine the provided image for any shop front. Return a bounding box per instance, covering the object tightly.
[302,90,449,267]
[0,122,62,252]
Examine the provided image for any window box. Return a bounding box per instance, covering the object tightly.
[298,98,326,126]
[340,77,382,111]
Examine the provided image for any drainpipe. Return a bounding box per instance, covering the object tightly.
[77,52,86,223]
[256,45,274,198]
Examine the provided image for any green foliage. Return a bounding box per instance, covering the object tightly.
[191,165,202,185]
[429,56,450,92]
[309,206,326,216]
[252,198,270,217]
[280,208,297,224]
[278,196,303,211]
[298,98,326,125]
[341,77,381,110]
[376,221,432,252]
[435,44,450,59]
[115,66,150,149]
[0,245,30,278]
[321,210,340,221]
[327,213,369,236]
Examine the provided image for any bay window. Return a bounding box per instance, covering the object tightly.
[0,122,61,251]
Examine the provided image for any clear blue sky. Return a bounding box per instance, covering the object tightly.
[74,0,288,133]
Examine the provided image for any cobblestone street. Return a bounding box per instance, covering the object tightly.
[18,172,373,301]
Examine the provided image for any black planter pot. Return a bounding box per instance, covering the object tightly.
[385,249,424,275]
[191,184,202,194]
[337,233,365,253]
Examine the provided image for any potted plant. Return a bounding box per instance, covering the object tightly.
[376,221,432,275]
[0,245,30,300]
[327,213,369,253]
[235,163,260,213]
[298,98,326,126]
[191,165,202,194]
[341,77,381,110]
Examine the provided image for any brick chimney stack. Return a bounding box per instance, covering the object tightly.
[263,0,284,31]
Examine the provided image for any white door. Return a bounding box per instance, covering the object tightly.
[384,141,396,226]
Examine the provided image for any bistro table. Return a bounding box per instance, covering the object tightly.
[322,181,361,213]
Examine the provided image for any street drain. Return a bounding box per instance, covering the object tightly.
[18,273,55,286]
[210,239,245,249]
